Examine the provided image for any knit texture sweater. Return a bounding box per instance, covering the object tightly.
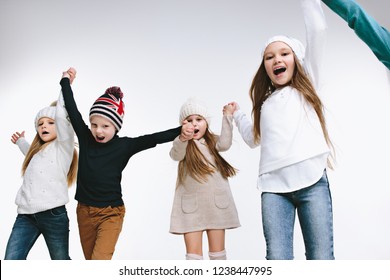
[15,92,74,214]
[233,0,330,193]
[169,115,240,234]
[60,78,181,207]
[322,0,390,69]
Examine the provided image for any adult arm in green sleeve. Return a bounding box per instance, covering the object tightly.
[322,0,390,69]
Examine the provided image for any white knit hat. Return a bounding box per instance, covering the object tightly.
[261,35,305,66]
[179,98,211,124]
[35,106,56,131]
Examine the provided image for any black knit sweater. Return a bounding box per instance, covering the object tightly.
[60,78,181,207]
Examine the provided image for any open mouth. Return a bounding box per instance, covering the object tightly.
[42,131,49,135]
[194,129,199,134]
[273,67,286,75]
[96,136,105,141]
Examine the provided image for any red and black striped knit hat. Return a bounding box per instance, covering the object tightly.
[89,86,125,132]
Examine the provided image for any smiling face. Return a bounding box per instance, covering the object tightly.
[37,117,57,143]
[263,41,295,88]
[185,114,207,140]
[90,115,117,143]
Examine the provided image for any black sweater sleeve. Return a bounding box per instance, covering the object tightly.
[152,126,181,144]
[130,126,181,155]
[60,78,89,138]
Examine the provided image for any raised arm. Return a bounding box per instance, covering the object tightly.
[11,131,30,155]
[216,104,234,152]
[321,0,390,69]
[60,68,89,138]
[301,0,328,90]
[54,91,74,143]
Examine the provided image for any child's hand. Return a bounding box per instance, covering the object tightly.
[11,131,25,144]
[67,67,77,84]
[223,102,239,115]
[179,120,194,142]
[223,103,235,116]
[62,67,77,84]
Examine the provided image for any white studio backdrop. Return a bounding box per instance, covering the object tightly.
[0,0,389,260]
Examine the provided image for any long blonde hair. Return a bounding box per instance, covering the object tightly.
[249,53,335,167]
[21,101,78,187]
[177,128,237,185]
[21,135,78,187]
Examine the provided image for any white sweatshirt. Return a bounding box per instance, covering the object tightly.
[233,0,330,193]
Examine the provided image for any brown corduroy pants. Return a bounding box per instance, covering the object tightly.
[76,203,125,260]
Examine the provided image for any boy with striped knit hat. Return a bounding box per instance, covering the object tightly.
[60,67,181,260]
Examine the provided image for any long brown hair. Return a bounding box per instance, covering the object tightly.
[177,128,237,185]
[21,134,78,187]
[22,101,78,186]
[249,53,335,167]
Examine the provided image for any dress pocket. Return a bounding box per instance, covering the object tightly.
[214,190,230,209]
[181,193,198,214]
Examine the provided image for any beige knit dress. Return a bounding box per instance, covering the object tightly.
[169,115,240,234]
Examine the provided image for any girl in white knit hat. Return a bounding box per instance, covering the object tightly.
[169,98,240,260]
[229,0,335,259]
[4,73,78,259]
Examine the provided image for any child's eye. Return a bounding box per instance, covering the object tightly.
[265,55,273,60]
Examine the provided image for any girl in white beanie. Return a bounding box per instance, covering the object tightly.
[4,74,78,259]
[169,98,240,260]
[229,0,335,259]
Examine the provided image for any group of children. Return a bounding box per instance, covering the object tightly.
[4,0,389,260]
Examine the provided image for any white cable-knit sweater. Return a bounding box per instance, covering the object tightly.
[15,92,75,214]
[233,0,330,193]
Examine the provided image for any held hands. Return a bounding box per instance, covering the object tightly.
[223,102,239,116]
[179,120,194,142]
[11,131,25,144]
[62,67,77,84]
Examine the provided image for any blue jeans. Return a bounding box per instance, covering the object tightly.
[261,171,334,260]
[4,206,71,260]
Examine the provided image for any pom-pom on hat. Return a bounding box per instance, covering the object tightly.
[89,86,125,132]
[35,106,56,131]
[261,35,305,66]
[179,98,211,125]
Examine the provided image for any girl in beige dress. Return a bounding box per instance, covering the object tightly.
[169,98,240,260]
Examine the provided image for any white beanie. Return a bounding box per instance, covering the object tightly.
[261,35,305,66]
[35,106,56,131]
[179,98,211,124]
